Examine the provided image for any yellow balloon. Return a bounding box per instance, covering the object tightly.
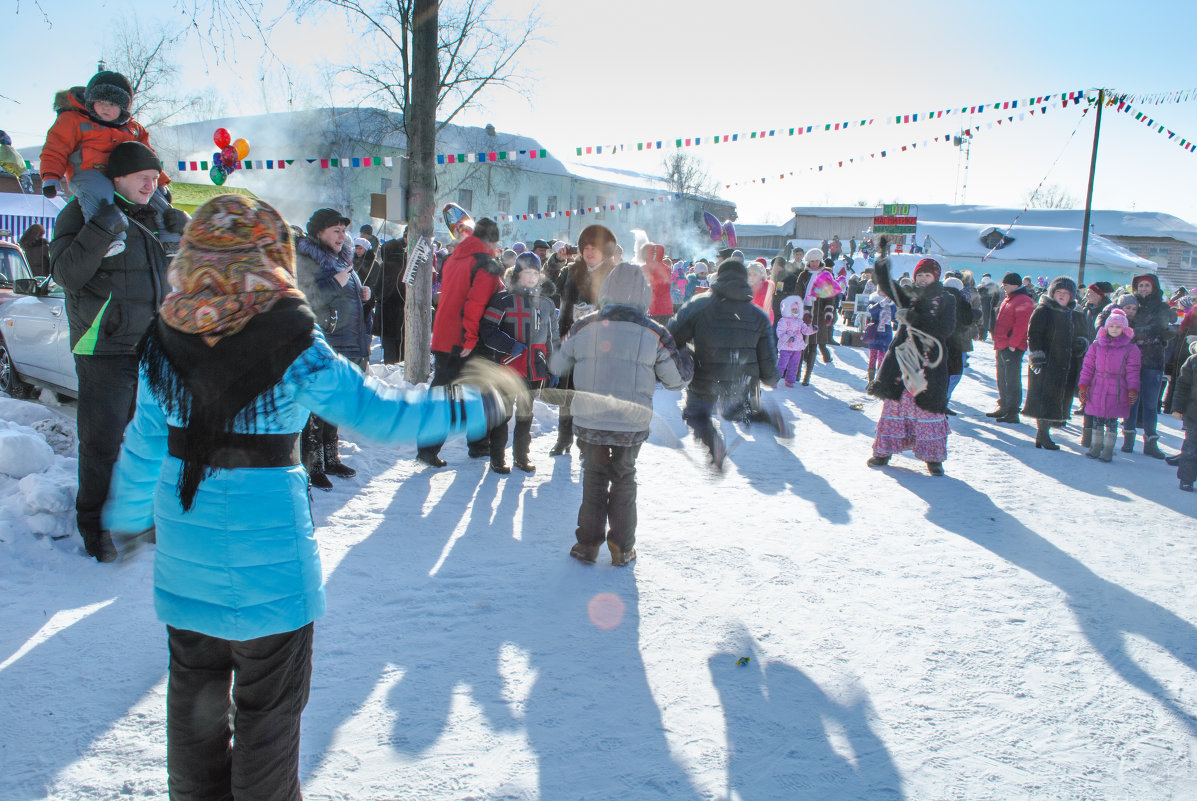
[233,138,250,159]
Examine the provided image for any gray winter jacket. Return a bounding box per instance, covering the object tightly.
[551,263,692,444]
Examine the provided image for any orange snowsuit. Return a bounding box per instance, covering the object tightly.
[40,88,170,187]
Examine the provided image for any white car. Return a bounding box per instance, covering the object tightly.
[0,239,77,399]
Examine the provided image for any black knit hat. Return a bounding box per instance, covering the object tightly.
[104,141,162,179]
[1002,271,1022,286]
[306,208,351,239]
[716,259,748,278]
[85,71,133,114]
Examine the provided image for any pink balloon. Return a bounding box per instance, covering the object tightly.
[722,221,738,248]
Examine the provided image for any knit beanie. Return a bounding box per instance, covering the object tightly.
[1116,294,1139,309]
[1002,272,1022,286]
[717,259,748,279]
[1104,309,1130,331]
[914,258,941,281]
[104,141,162,179]
[577,224,617,259]
[85,71,133,114]
[512,241,527,254]
[943,276,964,291]
[804,248,824,264]
[305,208,351,240]
[551,241,568,254]
[353,237,371,250]
[514,251,541,274]
[473,218,501,244]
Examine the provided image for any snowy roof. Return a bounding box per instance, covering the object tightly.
[788,204,1197,246]
[916,221,1156,273]
[730,223,792,238]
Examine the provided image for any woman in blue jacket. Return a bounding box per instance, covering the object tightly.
[103,195,499,801]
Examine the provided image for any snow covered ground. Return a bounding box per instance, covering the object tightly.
[1,343,1194,801]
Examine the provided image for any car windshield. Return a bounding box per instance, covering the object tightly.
[0,245,62,295]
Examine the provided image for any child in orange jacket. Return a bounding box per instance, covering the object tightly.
[40,71,172,253]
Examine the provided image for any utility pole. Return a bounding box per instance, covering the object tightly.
[403,0,439,382]
[1077,88,1103,288]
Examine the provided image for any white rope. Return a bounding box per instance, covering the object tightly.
[893,309,943,397]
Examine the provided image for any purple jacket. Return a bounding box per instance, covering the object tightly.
[1078,327,1141,419]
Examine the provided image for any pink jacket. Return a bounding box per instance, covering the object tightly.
[1078,327,1141,419]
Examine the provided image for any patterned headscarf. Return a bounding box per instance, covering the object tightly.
[159,195,307,345]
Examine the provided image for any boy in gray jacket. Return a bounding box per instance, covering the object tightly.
[551,262,693,565]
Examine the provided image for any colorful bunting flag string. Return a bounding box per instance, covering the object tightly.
[172,148,554,173]
[571,89,1090,157]
[480,193,683,224]
[1108,87,1197,106]
[1106,93,1197,154]
[719,103,1065,189]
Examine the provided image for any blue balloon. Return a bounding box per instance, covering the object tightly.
[213,151,223,167]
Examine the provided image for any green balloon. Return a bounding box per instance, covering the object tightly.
[210,165,227,186]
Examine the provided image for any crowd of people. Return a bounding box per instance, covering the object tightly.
[11,66,1196,801]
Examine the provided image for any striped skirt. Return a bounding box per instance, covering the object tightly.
[873,391,950,462]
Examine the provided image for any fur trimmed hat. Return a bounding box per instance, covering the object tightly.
[577,224,617,259]
[1048,276,1078,303]
[85,71,134,114]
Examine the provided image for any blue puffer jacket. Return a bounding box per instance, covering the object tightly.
[103,330,488,641]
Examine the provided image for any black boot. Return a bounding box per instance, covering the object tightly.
[1035,420,1060,450]
[489,422,510,473]
[550,416,573,456]
[303,415,334,489]
[801,359,813,386]
[1120,431,1136,453]
[1142,434,1166,459]
[512,417,535,473]
[322,424,356,478]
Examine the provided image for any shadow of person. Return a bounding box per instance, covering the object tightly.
[709,628,904,800]
[893,472,1197,738]
[0,558,165,800]
[522,564,706,800]
[730,435,853,525]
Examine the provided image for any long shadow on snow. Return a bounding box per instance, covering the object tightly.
[727,433,853,525]
[0,562,164,800]
[301,444,705,798]
[710,626,904,801]
[894,472,1197,738]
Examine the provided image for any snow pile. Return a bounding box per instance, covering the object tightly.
[0,425,54,478]
[0,397,79,548]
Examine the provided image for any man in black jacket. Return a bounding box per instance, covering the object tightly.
[50,141,181,560]
[669,259,782,468]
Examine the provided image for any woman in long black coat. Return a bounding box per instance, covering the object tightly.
[868,257,956,475]
[375,237,408,364]
[1022,276,1089,449]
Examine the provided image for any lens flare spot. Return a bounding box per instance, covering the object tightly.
[588,592,626,630]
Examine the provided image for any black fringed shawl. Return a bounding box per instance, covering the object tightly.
[140,298,317,510]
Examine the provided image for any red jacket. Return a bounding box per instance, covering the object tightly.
[431,235,502,353]
[993,287,1035,351]
[642,244,673,317]
[40,88,170,187]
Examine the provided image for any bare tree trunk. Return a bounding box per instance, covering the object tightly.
[403,0,439,383]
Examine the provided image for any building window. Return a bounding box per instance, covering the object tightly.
[546,195,558,213]
[1182,248,1197,269]
[596,196,606,220]
[527,195,538,215]
[380,178,392,193]
[497,192,511,214]
[576,196,586,213]
[1148,246,1171,266]
[457,189,473,210]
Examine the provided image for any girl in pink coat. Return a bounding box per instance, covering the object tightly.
[1077,309,1141,462]
[776,295,818,387]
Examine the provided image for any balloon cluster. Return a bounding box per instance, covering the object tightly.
[703,211,737,251]
[209,127,251,186]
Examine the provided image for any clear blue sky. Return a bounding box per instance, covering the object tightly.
[7,0,1196,224]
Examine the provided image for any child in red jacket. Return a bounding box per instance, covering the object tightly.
[40,71,172,254]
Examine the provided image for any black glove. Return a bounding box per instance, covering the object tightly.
[1072,336,1089,357]
[92,201,129,237]
[42,178,60,199]
[162,207,189,235]
[1029,351,1046,374]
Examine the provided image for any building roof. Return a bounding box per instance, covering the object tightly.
[787,204,1197,247]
